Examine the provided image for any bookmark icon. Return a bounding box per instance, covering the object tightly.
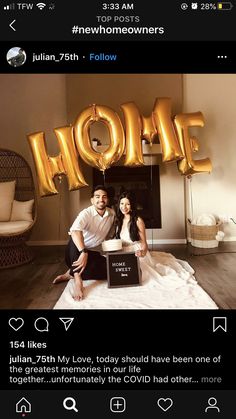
[213,317,227,332]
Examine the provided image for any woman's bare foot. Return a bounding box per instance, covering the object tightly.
[53,269,71,284]
[73,273,84,301]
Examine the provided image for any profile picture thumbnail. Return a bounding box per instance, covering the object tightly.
[6,47,27,67]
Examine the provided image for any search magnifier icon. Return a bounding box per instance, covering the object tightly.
[63,397,78,413]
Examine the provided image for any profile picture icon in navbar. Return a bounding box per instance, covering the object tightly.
[6,47,26,67]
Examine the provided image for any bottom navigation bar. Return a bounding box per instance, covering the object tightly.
[2,390,235,418]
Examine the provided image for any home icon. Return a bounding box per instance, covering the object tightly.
[16,397,31,414]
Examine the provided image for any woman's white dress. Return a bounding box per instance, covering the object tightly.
[119,225,197,289]
[54,225,218,309]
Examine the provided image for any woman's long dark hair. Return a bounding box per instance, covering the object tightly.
[115,191,140,242]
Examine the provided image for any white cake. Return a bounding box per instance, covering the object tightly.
[102,239,122,252]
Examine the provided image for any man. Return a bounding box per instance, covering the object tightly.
[53,185,115,301]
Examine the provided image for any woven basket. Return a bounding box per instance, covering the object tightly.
[188,221,222,248]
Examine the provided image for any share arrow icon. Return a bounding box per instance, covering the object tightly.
[59,317,74,331]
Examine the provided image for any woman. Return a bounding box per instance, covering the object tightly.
[116,191,148,257]
[116,191,196,288]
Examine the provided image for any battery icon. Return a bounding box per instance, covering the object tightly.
[217,2,233,9]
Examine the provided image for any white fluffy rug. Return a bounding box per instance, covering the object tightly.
[54,252,218,309]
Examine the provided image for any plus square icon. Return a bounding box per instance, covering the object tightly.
[110,397,126,413]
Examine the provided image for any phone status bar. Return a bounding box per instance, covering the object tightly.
[180,2,234,11]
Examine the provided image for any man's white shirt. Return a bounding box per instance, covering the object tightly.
[69,205,115,250]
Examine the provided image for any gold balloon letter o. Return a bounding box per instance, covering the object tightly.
[74,104,125,171]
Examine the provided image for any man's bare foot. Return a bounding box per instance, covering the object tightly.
[73,274,84,301]
[53,270,71,284]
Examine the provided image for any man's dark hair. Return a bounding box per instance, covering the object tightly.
[91,185,108,197]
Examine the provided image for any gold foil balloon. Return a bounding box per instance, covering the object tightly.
[190,136,199,152]
[174,112,212,175]
[121,102,144,166]
[142,115,158,144]
[54,126,88,189]
[27,100,212,198]
[28,126,87,197]
[121,98,184,167]
[121,101,162,167]
[28,131,57,197]
[152,98,184,162]
[74,104,125,171]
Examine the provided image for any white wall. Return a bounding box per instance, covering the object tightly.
[183,74,236,240]
[0,74,70,242]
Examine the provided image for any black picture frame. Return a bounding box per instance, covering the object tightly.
[106,251,141,288]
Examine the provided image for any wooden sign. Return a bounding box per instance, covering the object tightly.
[106,251,141,288]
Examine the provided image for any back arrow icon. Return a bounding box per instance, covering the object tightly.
[9,20,16,31]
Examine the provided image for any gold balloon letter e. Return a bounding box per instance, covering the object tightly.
[174,112,212,175]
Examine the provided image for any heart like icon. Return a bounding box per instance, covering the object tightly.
[157,398,173,412]
[8,317,24,331]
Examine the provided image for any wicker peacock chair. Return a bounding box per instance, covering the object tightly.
[0,149,37,268]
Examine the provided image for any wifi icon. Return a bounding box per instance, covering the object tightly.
[36,2,46,9]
